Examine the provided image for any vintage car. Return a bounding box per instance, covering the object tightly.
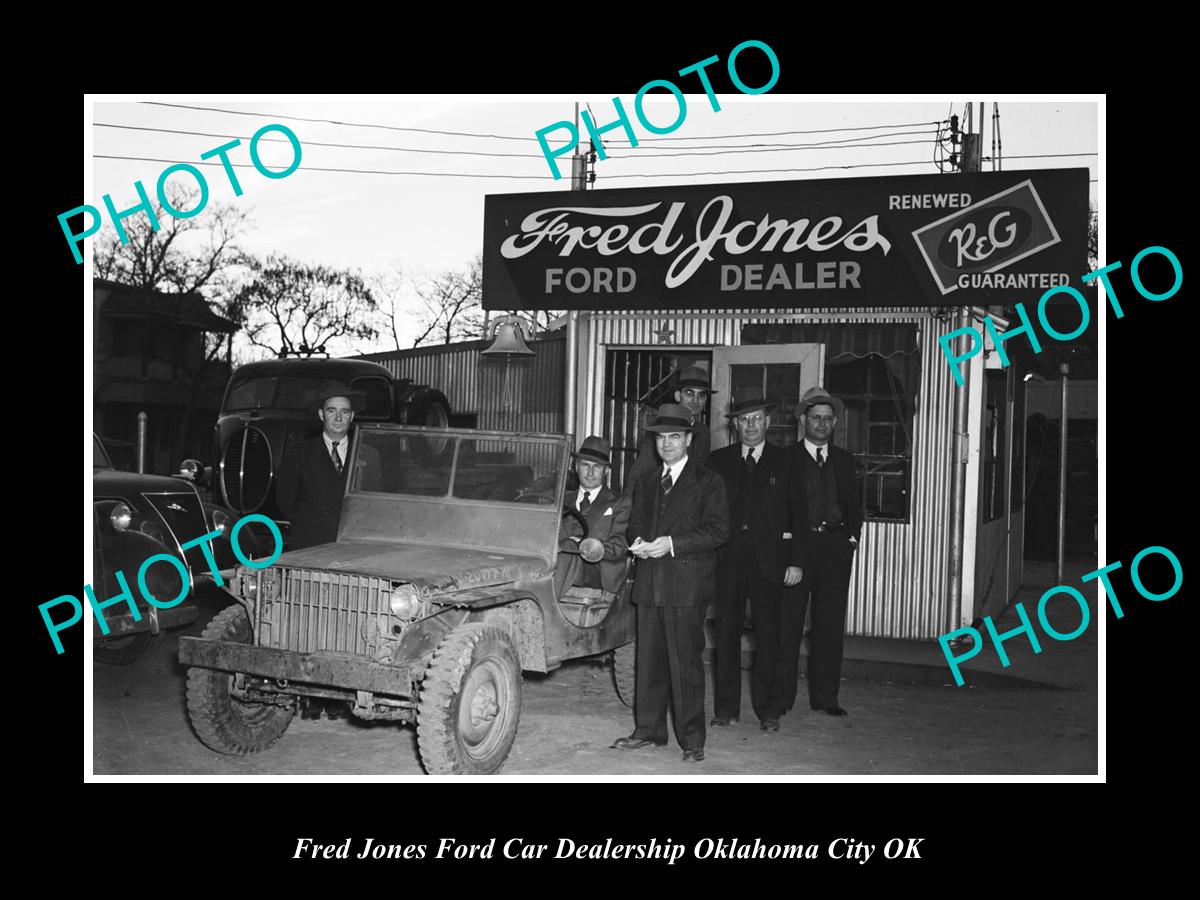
[179,424,637,774]
[197,358,456,537]
[92,434,266,664]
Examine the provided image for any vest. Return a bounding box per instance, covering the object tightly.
[804,448,843,525]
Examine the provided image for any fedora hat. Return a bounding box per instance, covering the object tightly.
[676,365,715,393]
[645,403,696,433]
[797,386,843,419]
[725,395,777,420]
[572,435,611,465]
[313,380,365,411]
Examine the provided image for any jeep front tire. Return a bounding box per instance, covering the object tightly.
[417,623,522,775]
[185,604,295,754]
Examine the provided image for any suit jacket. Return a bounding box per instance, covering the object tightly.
[792,442,864,559]
[622,419,711,498]
[275,435,350,549]
[707,440,808,583]
[557,485,632,594]
[627,456,729,607]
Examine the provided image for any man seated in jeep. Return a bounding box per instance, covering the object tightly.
[554,436,632,598]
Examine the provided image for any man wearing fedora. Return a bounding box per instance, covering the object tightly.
[622,365,714,497]
[553,436,632,597]
[790,386,863,717]
[612,403,729,763]
[707,396,807,732]
[276,380,374,551]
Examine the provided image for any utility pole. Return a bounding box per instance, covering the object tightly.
[962,101,982,173]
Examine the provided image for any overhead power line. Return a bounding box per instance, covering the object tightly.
[139,101,944,146]
[94,154,560,180]
[95,122,545,159]
[600,160,936,179]
[604,137,937,160]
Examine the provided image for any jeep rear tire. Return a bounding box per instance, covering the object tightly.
[185,605,295,755]
[417,623,522,775]
[612,639,636,709]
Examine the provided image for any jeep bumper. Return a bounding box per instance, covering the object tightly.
[178,637,415,696]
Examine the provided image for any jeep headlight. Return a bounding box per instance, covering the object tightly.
[388,584,422,620]
[110,502,133,531]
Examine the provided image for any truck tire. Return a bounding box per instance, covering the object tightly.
[612,639,636,709]
[418,623,522,775]
[95,631,164,666]
[406,389,452,463]
[185,604,295,755]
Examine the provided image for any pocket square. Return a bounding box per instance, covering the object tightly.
[782,532,793,540]
[603,507,613,516]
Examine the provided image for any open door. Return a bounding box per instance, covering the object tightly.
[710,344,824,450]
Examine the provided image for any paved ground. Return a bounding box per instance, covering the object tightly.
[92,558,1098,777]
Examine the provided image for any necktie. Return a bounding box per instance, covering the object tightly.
[331,441,343,474]
[745,449,757,477]
[660,470,673,494]
[816,446,825,467]
[579,491,592,513]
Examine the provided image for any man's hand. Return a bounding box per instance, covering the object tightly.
[630,536,672,559]
[783,565,803,587]
[559,536,581,552]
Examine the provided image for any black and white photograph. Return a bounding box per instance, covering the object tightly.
[74,90,1116,781]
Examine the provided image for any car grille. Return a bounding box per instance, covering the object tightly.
[144,492,207,568]
[221,426,273,514]
[255,568,394,658]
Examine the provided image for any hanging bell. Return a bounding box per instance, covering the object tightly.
[482,315,535,357]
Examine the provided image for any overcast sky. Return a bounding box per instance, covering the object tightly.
[89,96,1098,354]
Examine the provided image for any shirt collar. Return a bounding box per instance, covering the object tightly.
[323,433,342,453]
[803,438,828,461]
[662,455,689,481]
[741,443,764,462]
[577,485,600,504]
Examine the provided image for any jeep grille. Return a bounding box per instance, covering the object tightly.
[255,567,394,657]
[221,425,272,514]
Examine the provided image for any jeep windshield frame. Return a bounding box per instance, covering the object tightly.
[338,425,571,561]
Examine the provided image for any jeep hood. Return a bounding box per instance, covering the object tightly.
[273,540,550,594]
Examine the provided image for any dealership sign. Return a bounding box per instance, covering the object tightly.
[482,169,1089,310]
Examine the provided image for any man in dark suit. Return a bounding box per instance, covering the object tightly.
[707,396,807,732]
[275,381,363,551]
[553,436,631,597]
[790,386,864,717]
[611,404,729,763]
[622,365,714,497]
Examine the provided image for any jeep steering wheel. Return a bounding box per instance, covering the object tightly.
[561,505,589,540]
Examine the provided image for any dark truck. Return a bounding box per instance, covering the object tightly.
[178,424,636,775]
[199,358,455,535]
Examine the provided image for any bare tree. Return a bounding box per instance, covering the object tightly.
[239,255,379,357]
[411,255,485,347]
[94,185,253,450]
[370,263,409,351]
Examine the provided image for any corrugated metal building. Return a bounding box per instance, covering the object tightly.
[361,332,566,435]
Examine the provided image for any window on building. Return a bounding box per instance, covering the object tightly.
[982,369,1008,523]
[742,323,919,522]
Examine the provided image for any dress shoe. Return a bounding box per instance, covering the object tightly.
[760,718,780,732]
[682,748,705,762]
[299,698,322,720]
[710,716,738,727]
[611,735,667,750]
[821,706,849,717]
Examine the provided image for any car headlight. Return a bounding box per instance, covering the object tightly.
[388,584,422,620]
[110,502,133,531]
[138,518,166,544]
[211,508,231,535]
